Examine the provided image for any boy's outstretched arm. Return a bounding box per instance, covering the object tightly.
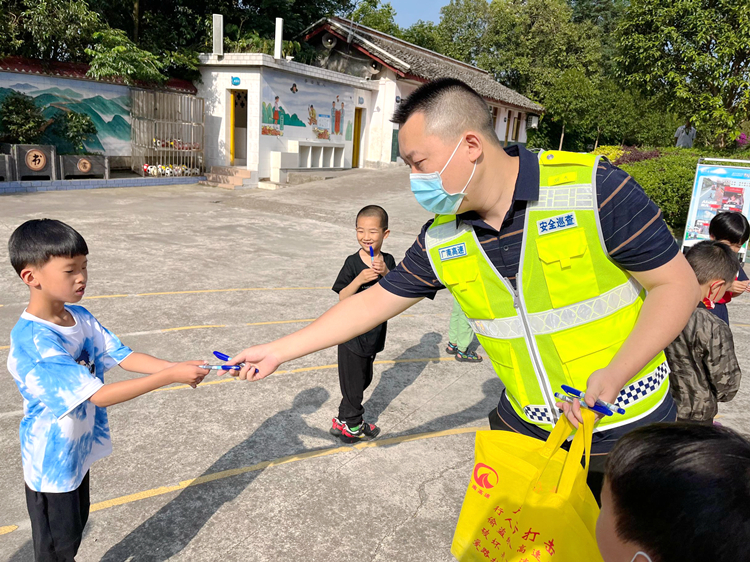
[119,352,174,374]
[228,285,421,381]
[89,361,210,407]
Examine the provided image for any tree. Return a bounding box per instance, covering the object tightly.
[58,112,98,153]
[542,69,596,149]
[480,0,602,100]
[85,28,166,84]
[400,20,441,52]
[350,0,400,36]
[21,0,101,61]
[435,0,491,66]
[616,0,750,147]
[0,92,47,144]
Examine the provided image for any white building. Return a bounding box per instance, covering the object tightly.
[197,16,542,188]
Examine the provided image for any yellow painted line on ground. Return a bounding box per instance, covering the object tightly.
[161,324,228,332]
[0,525,18,535]
[0,286,331,308]
[246,318,316,326]
[86,424,487,514]
[0,314,443,351]
[135,287,328,297]
[153,356,455,393]
[733,323,750,328]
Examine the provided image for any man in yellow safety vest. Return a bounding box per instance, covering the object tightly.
[228,79,700,499]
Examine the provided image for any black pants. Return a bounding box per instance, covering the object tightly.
[337,344,375,426]
[489,390,677,505]
[25,471,90,562]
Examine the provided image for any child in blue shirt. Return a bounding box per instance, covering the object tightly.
[7,219,209,562]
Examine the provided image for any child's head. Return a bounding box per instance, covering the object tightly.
[709,211,750,253]
[355,205,390,253]
[597,423,750,562]
[685,240,738,302]
[9,219,89,303]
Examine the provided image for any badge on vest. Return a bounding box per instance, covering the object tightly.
[439,242,468,261]
[537,212,577,235]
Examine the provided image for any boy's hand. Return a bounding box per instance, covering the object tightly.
[371,255,389,276]
[358,267,380,284]
[556,367,621,428]
[731,279,749,294]
[167,361,210,388]
[225,344,281,381]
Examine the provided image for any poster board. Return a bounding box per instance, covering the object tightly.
[682,158,750,260]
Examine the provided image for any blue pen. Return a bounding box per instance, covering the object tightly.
[213,351,258,375]
[201,364,241,371]
[560,384,626,415]
[369,245,375,264]
[554,392,613,417]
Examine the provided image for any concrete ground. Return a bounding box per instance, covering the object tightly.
[0,169,748,561]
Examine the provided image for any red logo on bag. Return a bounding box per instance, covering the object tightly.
[473,463,499,489]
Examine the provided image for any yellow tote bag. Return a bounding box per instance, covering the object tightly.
[451,410,603,562]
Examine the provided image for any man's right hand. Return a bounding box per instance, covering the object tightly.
[225,344,281,381]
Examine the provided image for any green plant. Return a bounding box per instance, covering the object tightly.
[618,148,705,237]
[0,91,47,144]
[592,145,625,162]
[61,112,97,153]
[85,28,166,84]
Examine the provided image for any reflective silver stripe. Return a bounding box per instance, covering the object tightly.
[531,184,594,210]
[467,279,642,338]
[527,278,642,335]
[467,317,524,340]
[424,220,471,249]
[616,362,670,407]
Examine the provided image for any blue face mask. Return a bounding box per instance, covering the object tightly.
[410,138,477,215]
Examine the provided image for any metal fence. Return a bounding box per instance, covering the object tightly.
[131,90,205,177]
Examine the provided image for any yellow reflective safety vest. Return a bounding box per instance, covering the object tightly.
[425,150,670,432]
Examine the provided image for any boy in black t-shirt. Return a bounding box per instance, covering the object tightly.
[331,205,396,443]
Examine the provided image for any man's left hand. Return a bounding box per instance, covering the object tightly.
[556,367,622,428]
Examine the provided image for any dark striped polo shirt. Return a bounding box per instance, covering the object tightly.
[381,145,679,299]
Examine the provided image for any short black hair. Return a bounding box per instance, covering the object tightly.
[9,219,88,275]
[685,240,738,285]
[606,423,750,562]
[356,205,388,230]
[390,78,501,147]
[709,211,750,245]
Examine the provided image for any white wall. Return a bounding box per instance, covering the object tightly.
[257,67,358,178]
[196,67,261,170]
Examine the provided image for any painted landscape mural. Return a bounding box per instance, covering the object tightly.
[0,74,131,155]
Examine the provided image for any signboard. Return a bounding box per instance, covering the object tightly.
[25,149,46,171]
[683,159,750,258]
[231,76,241,86]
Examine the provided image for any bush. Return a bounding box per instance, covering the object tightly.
[0,92,47,144]
[618,148,706,237]
[592,145,625,163]
[61,112,97,153]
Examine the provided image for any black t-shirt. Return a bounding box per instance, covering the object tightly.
[332,250,397,357]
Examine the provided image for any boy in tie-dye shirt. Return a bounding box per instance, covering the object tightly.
[7,219,209,562]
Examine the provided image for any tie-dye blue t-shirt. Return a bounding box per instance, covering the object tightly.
[7,305,132,492]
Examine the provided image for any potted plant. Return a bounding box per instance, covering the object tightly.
[56,112,109,179]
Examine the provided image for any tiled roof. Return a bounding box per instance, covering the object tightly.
[307,17,543,113]
[0,57,197,94]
